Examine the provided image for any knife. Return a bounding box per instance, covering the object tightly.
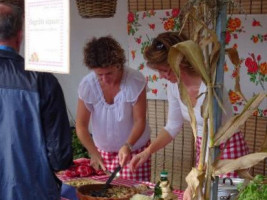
[91,165,122,197]
[105,165,122,188]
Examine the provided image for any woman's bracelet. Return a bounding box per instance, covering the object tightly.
[124,142,133,152]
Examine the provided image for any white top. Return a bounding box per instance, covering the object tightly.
[78,67,150,152]
[164,81,232,138]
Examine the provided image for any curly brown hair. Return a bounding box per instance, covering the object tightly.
[83,36,126,69]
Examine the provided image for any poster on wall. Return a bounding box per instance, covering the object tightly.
[25,0,70,74]
[128,10,266,117]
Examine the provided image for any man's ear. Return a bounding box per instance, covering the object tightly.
[15,30,23,51]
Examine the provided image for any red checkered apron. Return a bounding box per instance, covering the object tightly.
[196,131,249,178]
[98,141,151,181]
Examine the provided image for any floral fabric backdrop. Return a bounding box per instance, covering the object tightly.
[225,15,267,117]
[128,9,180,99]
[128,10,266,117]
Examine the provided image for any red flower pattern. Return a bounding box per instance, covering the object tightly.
[228,90,241,104]
[131,50,136,60]
[252,19,261,27]
[245,57,258,74]
[151,89,158,95]
[134,36,142,44]
[225,17,244,45]
[139,63,144,70]
[171,8,179,17]
[128,12,135,23]
[149,23,155,30]
[161,8,180,31]
[225,31,231,44]
[243,53,267,89]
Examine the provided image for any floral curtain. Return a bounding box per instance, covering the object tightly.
[128,8,180,100]
[225,15,267,117]
[128,10,267,117]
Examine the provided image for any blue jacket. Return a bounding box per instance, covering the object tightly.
[0,49,73,200]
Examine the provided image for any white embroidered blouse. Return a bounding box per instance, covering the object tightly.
[164,81,232,138]
[78,67,150,152]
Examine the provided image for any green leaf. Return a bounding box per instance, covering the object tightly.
[71,128,89,159]
[238,175,267,200]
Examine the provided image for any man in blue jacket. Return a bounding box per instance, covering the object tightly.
[0,2,73,200]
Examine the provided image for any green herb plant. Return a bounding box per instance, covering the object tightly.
[71,128,89,159]
[237,175,267,200]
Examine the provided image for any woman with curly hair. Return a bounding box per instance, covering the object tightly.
[76,36,151,181]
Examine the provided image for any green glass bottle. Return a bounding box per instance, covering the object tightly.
[153,170,168,200]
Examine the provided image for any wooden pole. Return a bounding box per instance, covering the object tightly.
[210,1,227,199]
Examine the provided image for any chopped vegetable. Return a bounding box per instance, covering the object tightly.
[237,175,267,200]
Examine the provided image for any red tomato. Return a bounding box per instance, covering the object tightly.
[73,158,90,165]
[64,169,78,178]
[94,169,106,176]
[76,165,94,177]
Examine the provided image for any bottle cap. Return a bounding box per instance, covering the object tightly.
[160,170,168,177]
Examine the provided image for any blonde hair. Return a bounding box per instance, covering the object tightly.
[144,32,198,75]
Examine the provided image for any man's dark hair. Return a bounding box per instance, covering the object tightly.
[0,2,23,40]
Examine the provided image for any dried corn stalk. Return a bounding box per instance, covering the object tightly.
[168,2,223,199]
[185,168,205,200]
[213,152,267,176]
[225,48,247,101]
[214,93,266,145]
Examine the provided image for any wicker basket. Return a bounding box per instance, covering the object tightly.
[76,0,117,18]
[0,0,24,10]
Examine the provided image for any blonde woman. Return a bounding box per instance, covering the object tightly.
[129,32,249,199]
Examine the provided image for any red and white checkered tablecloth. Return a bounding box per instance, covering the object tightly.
[59,174,184,200]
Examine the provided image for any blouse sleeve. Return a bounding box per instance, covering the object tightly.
[124,68,147,105]
[164,82,184,138]
[77,74,98,112]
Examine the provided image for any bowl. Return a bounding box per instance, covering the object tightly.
[76,184,137,200]
[218,178,245,200]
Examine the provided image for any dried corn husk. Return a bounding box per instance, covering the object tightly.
[225,48,240,66]
[183,9,221,78]
[185,168,205,200]
[179,12,190,35]
[168,44,198,140]
[214,93,266,145]
[237,169,254,180]
[170,40,209,83]
[225,48,247,101]
[213,152,267,176]
[168,48,183,79]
